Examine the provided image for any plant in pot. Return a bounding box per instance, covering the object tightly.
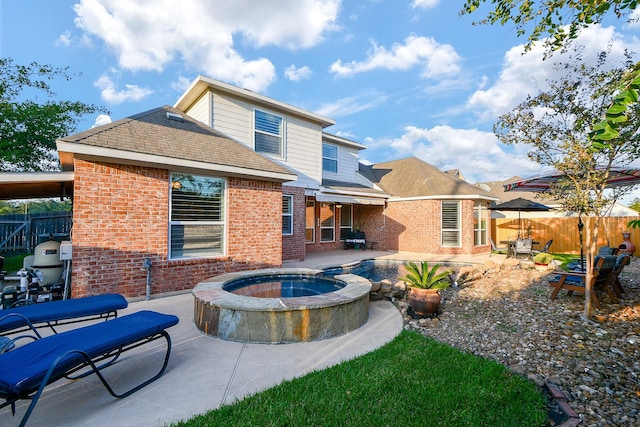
[533,252,554,266]
[401,261,452,316]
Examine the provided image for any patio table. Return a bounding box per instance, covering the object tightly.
[500,240,539,258]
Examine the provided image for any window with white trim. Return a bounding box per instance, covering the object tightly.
[322,143,338,173]
[320,202,335,242]
[169,174,225,259]
[474,202,488,246]
[305,200,315,243]
[442,200,461,247]
[282,195,293,235]
[254,109,283,156]
[339,204,353,240]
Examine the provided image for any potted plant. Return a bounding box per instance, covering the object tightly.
[533,252,554,266]
[401,261,452,316]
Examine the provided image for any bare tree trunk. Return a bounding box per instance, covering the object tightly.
[583,216,593,319]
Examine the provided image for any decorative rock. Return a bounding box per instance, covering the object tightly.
[401,256,640,426]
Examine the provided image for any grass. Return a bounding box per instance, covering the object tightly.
[0,253,28,273]
[174,330,548,427]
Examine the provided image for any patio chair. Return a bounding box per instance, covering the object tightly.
[513,238,533,261]
[532,239,553,255]
[0,310,179,426]
[600,253,631,303]
[548,255,617,308]
[489,237,508,257]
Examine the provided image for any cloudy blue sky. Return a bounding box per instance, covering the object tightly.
[2,1,640,195]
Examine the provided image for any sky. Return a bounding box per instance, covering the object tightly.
[2,0,640,201]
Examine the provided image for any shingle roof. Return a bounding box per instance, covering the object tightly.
[476,177,557,205]
[361,157,494,199]
[321,178,388,196]
[57,106,293,178]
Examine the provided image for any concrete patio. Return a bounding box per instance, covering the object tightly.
[1,250,498,426]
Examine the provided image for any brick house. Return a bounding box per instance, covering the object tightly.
[56,106,296,298]
[2,76,496,299]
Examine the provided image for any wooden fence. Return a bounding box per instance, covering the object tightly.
[492,216,640,254]
[0,213,72,254]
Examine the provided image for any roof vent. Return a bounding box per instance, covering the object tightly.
[166,112,184,122]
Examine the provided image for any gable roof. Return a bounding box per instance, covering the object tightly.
[57,106,296,182]
[174,75,335,128]
[361,157,496,200]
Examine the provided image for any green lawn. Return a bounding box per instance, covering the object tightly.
[1,253,28,273]
[175,330,548,426]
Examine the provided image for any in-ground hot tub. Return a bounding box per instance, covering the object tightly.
[192,268,371,343]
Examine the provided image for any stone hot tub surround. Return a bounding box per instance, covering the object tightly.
[192,268,371,343]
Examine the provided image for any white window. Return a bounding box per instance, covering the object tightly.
[320,202,335,242]
[474,202,488,246]
[339,204,352,240]
[169,174,225,259]
[305,200,315,243]
[254,110,283,156]
[442,200,461,247]
[282,195,293,235]
[322,143,338,173]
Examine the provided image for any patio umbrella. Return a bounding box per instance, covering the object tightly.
[489,197,551,238]
[504,166,640,317]
[504,167,640,268]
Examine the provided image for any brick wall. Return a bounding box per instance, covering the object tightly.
[282,186,306,261]
[71,159,283,298]
[382,199,482,255]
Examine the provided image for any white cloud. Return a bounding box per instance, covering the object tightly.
[314,91,388,118]
[94,74,153,104]
[465,24,640,122]
[171,76,194,93]
[72,0,340,92]
[55,31,72,47]
[366,125,543,183]
[285,65,313,82]
[330,35,461,79]
[92,114,112,128]
[411,0,439,9]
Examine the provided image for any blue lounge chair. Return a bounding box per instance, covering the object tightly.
[0,310,179,426]
[0,294,128,337]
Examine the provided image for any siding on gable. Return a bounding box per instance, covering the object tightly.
[184,89,324,189]
[184,92,211,125]
[322,144,361,183]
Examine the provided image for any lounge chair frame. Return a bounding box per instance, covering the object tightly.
[0,310,178,426]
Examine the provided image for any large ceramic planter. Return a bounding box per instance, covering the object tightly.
[408,287,441,316]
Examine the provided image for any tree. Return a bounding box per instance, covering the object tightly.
[495,51,640,317]
[462,0,640,318]
[628,198,640,212]
[461,0,638,53]
[0,58,108,172]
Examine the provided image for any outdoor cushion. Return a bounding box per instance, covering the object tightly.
[0,294,127,334]
[0,310,178,400]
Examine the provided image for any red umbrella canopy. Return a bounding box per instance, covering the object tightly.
[504,167,640,192]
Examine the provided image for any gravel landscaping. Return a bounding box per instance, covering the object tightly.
[399,257,640,427]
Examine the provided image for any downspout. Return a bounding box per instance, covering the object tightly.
[144,258,152,301]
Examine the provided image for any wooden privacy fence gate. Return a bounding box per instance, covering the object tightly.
[0,213,72,253]
[492,216,640,254]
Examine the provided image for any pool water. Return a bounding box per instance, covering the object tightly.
[223,275,345,298]
[323,259,467,283]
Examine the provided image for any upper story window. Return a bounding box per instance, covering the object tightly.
[169,173,226,259]
[255,109,283,156]
[322,143,338,173]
